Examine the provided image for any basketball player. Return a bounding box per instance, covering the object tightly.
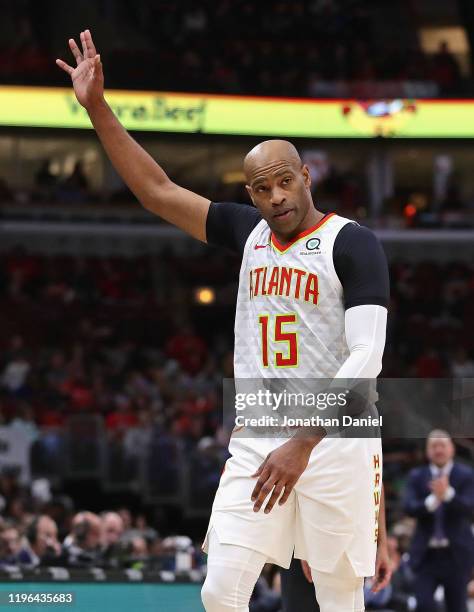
[57,30,389,611]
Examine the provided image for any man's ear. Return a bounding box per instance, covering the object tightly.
[245,184,255,206]
[302,164,312,189]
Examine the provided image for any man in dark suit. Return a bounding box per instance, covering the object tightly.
[404,429,474,612]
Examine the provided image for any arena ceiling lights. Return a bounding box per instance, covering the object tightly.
[1,86,474,138]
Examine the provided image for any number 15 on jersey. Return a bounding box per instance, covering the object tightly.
[258,313,299,368]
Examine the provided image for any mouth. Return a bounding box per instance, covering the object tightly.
[273,209,294,220]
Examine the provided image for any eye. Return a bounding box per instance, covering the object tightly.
[256,185,268,193]
[282,177,292,185]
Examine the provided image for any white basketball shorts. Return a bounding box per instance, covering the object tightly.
[202,435,382,576]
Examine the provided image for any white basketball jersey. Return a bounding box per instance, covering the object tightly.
[234,213,355,379]
[206,212,382,577]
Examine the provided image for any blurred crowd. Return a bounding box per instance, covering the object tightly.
[0,0,469,97]
[386,259,474,378]
[0,491,200,572]
[0,491,282,608]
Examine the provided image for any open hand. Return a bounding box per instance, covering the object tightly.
[56,30,104,110]
[251,437,317,514]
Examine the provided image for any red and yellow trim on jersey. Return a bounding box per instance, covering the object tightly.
[270,212,336,253]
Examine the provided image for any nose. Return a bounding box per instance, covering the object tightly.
[270,187,286,206]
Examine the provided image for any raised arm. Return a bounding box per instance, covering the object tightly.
[56,30,210,241]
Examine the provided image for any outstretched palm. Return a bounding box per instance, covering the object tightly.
[56,30,104,109]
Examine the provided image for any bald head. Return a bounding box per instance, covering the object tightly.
[243,139,317,239]
[244,140,302,182]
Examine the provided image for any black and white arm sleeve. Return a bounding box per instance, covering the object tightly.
[206,201,262,256]
[333,223,390,379]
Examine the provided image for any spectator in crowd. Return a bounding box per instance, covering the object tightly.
[9,403,39,443]
[100,511,124,568]
[101,512,124,547]
[116,508,132,535]
[127,535,148,568]
[120,512,158,548]
[123,408,154,463]
[403,430,474,611]
[0,524,22,565]
[42,496,75,542]
[61,511,102,568]
[4,497,32,531]
[134,514,156,539]
[18,515,61,567]
[1,350,31,396]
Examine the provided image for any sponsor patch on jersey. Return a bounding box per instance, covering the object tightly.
[300,237,321,255]
[306,238,320,250]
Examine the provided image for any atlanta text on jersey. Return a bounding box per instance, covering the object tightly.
[249,266,319,304]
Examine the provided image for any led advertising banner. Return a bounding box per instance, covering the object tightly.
[1,86,473,138]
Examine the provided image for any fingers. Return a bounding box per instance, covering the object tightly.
[379,565,393,590]
[252,474,295,513]
[58,31,100,79]
[84,29,97,57]
[263,482,284,514]
[80,31,87,58]
[374,574,390,592]
[55,59,74,76]
[80,31,91,59]
[371,565,392,592]
[68,38,83,66]
[94,54,103,77]
[251,467,272,510]
[278,480,295,506]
